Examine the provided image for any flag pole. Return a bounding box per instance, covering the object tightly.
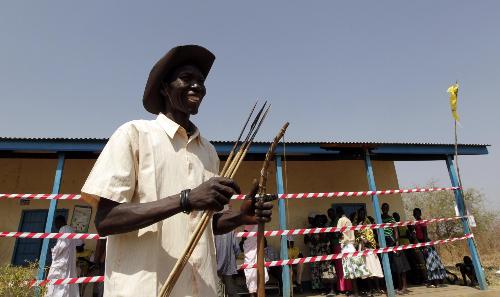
[450,82,483,267]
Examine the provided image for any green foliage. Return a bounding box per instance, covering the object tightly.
[402,180,499,280]
[402,180,496,240]
[0,262,46,297]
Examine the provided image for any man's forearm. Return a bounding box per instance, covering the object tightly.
[95,195,182,236]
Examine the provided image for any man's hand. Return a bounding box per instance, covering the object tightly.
[212,179,273,235]
[240,179,273,224]
[188,177,241,211]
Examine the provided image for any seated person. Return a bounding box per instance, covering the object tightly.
[287,237,304,293]
[264,238,282,292]
[456,256,477,286]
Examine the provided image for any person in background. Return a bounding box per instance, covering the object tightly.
[215,230,240,297]
[336,207,370,297]
[76,243,92,276]
[242,225,269,297]
[456,256,477,287]
[287,236,304,294]
[356,208,384,295]
[413,208,447,288]
[394,212,426,285]
[381,203,410,295]
[328,208,352,294]
[45,215,80,297]
[92,239,106,297]
[303,212,318,255]
[366,216,379,246]
[310,214,331,293]
[263,238,282,293]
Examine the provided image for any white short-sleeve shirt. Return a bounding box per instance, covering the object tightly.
[82,113,220,297]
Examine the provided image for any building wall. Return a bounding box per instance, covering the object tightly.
[0,158,98,266]
[0,157,403,279]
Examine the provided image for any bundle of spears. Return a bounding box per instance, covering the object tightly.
[160,101,289,297]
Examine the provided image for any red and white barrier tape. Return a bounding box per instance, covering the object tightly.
[29,234,473,286]
[0,232,103,240]
[238,234,473,269]
[0,193,81,200]
[231,186,460,200]
[1,216,466,240]
[30,276,104,287]
[236,216,467,238]
[0,186,459,201]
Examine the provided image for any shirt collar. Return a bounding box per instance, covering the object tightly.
[156,113,200,141]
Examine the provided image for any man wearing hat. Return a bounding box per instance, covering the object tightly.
[81,45,273,297]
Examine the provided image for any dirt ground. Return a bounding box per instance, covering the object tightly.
[291,285,500,297]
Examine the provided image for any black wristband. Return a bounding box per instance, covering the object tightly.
[180,189,192,214]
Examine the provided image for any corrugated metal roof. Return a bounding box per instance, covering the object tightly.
[0,137,490,147]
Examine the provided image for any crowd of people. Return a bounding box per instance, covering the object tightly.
[215,203,461,297]
[301,203,452,296]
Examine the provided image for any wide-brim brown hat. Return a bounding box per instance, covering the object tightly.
[143,45,215,114]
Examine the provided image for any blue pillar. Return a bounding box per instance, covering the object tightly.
[446,156,487,290]
[37,153,65,281]
[275,156,290,297]
[364,150,395,297]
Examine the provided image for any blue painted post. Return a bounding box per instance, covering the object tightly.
[275,156,290,297]
[37,153,65,281]
[446,156,487,290]
[364,151,395,297]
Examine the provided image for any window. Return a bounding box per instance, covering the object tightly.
[12,209,68,266]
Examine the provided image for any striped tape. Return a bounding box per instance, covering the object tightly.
[231,186,460,200]
[238,234,473,269]
[30,276,104,287]
[1,186,459,201]
[0,232,103,240]
[236,216,467,238]
[1,216,467,240]
[0,194,81,200]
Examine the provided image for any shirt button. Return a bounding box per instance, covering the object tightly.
[188,162,193,170]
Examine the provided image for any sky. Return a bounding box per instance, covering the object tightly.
[0,1,498,209]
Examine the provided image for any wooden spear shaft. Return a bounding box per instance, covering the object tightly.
[256,122,289,297]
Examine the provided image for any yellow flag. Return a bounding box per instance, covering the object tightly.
[447,83,459,122]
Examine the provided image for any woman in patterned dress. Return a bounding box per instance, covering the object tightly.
[337,207,370,297]
[356,208,384,295]
[306,215,330,292]
[413,208,447,288]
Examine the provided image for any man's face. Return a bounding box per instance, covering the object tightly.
[163,64,206,115]
[327,209,335,220]
[381,204,389,214]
